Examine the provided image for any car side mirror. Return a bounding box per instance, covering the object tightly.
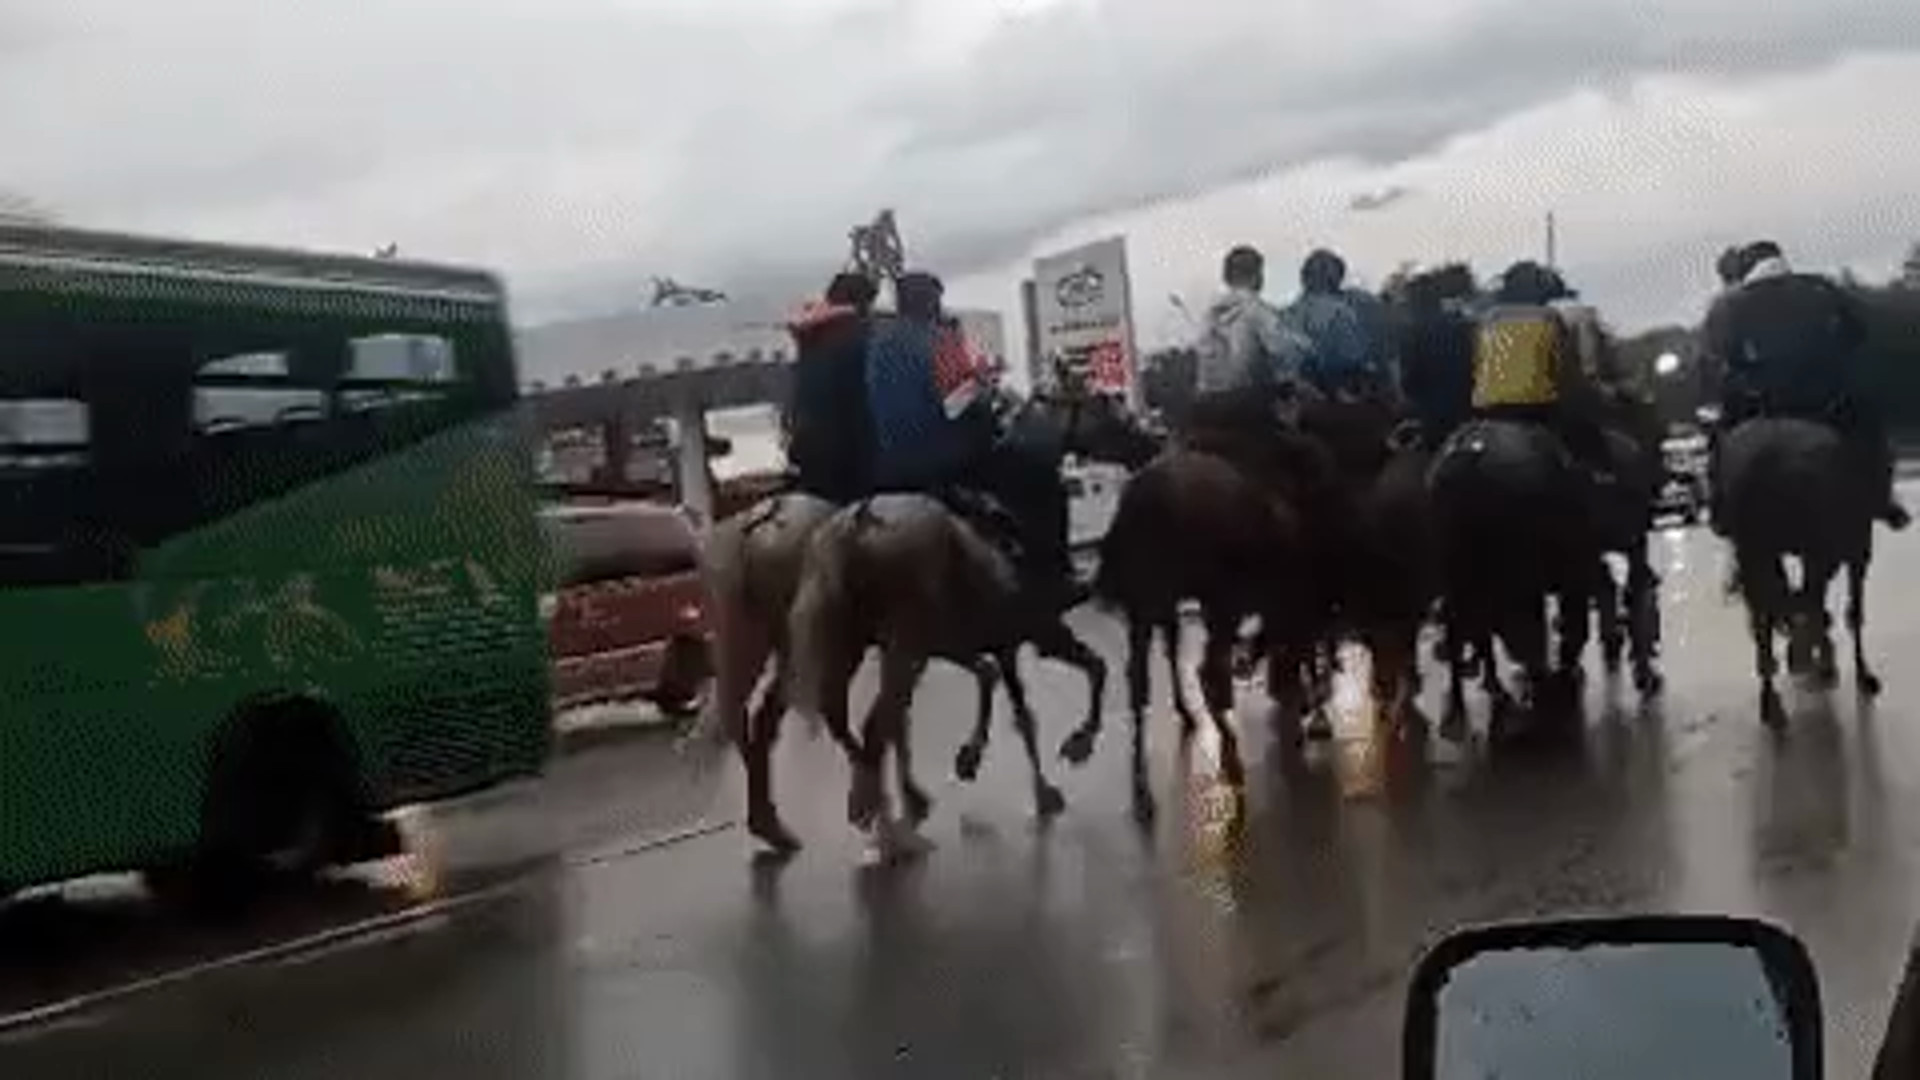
[1404,916,1823,1079]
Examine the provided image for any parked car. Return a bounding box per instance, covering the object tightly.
[540,501,713,718]
[1655,432,1710,525]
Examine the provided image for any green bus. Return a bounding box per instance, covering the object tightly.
[0,224,550,901]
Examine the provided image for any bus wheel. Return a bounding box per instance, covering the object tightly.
[651,637,713,720]
[151,702,360,913]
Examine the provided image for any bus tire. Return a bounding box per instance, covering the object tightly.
[150,700,362,913]
[651,637,712,721]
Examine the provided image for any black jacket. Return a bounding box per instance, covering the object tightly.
[785,303,875,502]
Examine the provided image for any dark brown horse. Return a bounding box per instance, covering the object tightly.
[1588,426,1666,696]
[1091,445,1315,825]
[1346,422,1442,728]
[1718,416,1880,725]
[1430,418,1600,737]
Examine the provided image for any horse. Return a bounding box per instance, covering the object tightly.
[784,493,1069,834]
[1091,446,1316,826]
[1588,425,1665,696]
[700,384,1155,851]
[679,490,848,853]
[1429,418,1601,738]
[1717,416,1880,725]
[1345,422,1442,730]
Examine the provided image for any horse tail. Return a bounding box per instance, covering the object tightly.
[679,504,760,759]
[785,513,856,736]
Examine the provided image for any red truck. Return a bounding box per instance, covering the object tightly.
[540,500,713,717]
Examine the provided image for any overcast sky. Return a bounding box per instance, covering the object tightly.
[7,0,1920,342]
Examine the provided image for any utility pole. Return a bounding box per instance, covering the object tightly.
[1545,212,1558,270]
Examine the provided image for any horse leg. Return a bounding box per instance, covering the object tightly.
[743,664,802,854]
[851,648,924,830]
[893,710,933,828]
[1126,616,1158,827]
[1624,537,1664,696]
[1164,615,1202,739]
[1596,555,1625,675]
[1553,564,1596,692]
[1803,557,1841,689]
[997,647,1067,818]
[1742,553,1788,727]
[1369,619,1419,736]
[1441,603,1470,740]
[1304,636,1335,741]
[1847,556,1882,698]
[1034,621,1107,767]
[1200,607,1247,791]
[953,655,1000,782]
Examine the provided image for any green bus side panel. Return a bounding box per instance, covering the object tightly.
[0,414,549,888]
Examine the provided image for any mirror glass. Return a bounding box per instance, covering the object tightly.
[1433,941,1797,1079]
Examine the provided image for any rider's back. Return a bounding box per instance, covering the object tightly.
[1470,304,1573,411]
[1195,289,1296,394]
[1715,272,1865,414]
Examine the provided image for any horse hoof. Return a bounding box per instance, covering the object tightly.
[904,789,934,826]
[1221,757,1247,790]
[1059,730,1097,767]
[1760,690,1788,729]
[1633,668,1665,697]
[954,743,985,782]
[1131,796,1157,830]
[748,815,802,856]
[1035,785,1067,819]
[848,779,883,829]
[1861,673,1885,699]
[1305,715,1334,742]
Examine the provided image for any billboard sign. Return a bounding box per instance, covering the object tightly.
[1031,236,1139,405]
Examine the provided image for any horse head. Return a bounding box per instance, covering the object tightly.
[1022,385,1161,470]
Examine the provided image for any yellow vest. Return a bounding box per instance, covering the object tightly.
[1472,306,1567,408]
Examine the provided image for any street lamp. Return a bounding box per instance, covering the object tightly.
[1655,351,1682,377]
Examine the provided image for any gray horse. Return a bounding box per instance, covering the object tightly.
[691,385,1155,852]
[783,493,1076,835]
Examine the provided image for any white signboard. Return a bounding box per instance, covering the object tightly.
[1032,236,1139,406]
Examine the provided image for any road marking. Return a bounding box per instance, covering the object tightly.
[0,817,740,1038]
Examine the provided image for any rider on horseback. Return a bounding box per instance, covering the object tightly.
[1187,245,1316,458]
[1702,240,1909,532]
[865,271,1084,609]
[1286,248,1392,403]
[787,271,879,503]
[1397,266,1478,449]
[1466,260,1614,482]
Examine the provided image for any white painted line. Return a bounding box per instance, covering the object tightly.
[0,882,514,1038]
[0,816,742,1038]
[567,817,740,868]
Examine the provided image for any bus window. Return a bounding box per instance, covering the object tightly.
[0,395,116,584]
[193,349,328,434]
[340,333,459,415]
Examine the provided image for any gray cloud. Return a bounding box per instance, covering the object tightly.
[5,0,1920,321]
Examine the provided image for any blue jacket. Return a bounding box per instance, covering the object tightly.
[1285,291,1374,395]
[865,316,983,490]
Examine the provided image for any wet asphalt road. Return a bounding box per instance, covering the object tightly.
[11,513,1920,1077]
